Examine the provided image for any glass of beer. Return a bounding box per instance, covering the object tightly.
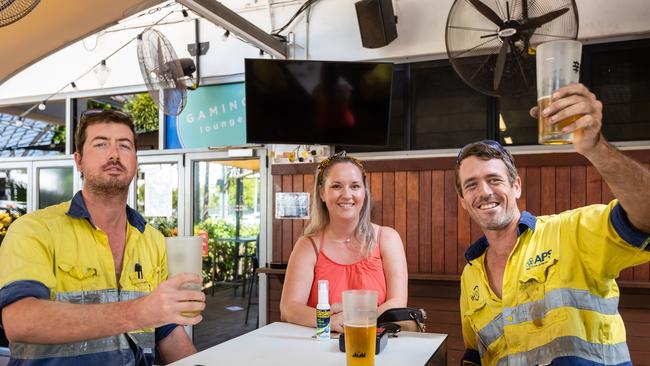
[536,39,583,144]
[342,290,378,366]
[165,236,203,317]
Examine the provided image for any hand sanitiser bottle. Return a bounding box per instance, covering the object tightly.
[316,280,331,340]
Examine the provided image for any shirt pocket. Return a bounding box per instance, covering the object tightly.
[127,265,162,292]
[518,257,558,303]
[517,258,567,328]
[56,263,99,303]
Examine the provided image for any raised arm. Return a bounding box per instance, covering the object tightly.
[377,226,408,316]
[532,83,650,233]
[1,273,205,344]
[279,236,319,328]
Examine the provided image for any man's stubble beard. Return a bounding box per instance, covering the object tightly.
[83,172,131,198]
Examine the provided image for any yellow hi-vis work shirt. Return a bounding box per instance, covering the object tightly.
[460,200,650,366]
[0,191,175,366]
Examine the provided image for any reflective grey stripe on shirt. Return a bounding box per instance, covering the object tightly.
[11,289,155,359]
[10,334,131,359]
[477,288,620,350]
[55,289,149,304]
[496,336,631,366]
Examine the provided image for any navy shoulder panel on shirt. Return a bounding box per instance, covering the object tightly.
[610,202,650,250]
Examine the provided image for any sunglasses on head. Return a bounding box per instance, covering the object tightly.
[80,109,131,122]
[456,139,508,165]
[317,150,366,184]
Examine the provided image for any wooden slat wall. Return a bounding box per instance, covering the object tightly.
[268,149,650,365]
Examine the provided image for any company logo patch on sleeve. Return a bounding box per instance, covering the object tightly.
[525,249,553,270]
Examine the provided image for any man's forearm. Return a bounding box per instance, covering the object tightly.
[584,138,650,233]
[2,297,146,344]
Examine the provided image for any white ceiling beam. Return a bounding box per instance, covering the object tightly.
[177,0,287,59]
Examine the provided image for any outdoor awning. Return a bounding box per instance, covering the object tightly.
[0,0,164,85]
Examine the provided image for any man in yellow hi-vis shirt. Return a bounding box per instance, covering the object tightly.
[456,84,650,366]
[0,110,205,365]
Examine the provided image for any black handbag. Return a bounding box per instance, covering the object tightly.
[377,307,427,333]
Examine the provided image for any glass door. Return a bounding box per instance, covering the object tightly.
[32,159,77,210]
[133,154,184,236]
[0,161,32,246]
[185,150,267,349]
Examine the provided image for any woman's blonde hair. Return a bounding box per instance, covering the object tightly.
[303,151,376,257]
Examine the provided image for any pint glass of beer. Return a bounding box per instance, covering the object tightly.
[165,236,203,317]
[536,40,583,144]
[342,290,378,366]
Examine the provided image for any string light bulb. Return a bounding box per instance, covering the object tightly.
[15,117,24,127]
[94,60,111,87]
[70,81,78,91]
[38,101,46,111]
[222,30,230,42]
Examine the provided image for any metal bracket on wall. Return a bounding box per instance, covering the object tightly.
[188,42,210,56]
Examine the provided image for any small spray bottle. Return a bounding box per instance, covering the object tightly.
[316,280,331,340]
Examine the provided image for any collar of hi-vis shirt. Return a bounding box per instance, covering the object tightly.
[464,211,537,263]
[66,190,146,233]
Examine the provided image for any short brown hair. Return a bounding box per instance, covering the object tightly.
[75,109,137,155]
[455,140,518,197]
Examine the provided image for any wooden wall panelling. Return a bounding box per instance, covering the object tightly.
[394,172,407,255]
[406,171,420,273]
[370,172,383,224]
[444,170,458,274]
[302,174,314,231]
[457,195,471,275]
[431,171,445,273]
[585,165,602,205]
[470,220,483,247]
[517,167,527,212]
[555,167,571,213]
[419,171,432,273]
[382,172,395,229]
[602,179,614,202]
[272,175,282,264]
[281,175,293,262]
[570,166,587,209]
[540,167,556,215]
[526,167,541,216]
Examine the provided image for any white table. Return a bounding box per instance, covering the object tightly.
[171,322,447,365]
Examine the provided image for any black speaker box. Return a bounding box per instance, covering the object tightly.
[355,0,398,49]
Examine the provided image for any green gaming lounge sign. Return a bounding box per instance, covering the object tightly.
[165,83,246,149]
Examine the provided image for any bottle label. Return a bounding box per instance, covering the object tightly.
[316,309,331,340]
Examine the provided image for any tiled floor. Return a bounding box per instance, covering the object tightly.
[193,285,259,351]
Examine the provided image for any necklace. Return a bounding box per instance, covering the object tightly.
[327,230,353,244]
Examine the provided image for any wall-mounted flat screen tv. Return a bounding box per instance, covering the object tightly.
[245,58,393,146]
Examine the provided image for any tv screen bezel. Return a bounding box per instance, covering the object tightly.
[244,58,393,147]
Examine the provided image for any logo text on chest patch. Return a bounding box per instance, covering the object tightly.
[526,249,553,270]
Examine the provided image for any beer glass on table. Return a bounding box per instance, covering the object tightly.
[165,236,203,317]
[536,40,583,144]
[342,290,378,366]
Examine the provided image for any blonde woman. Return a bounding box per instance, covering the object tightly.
[280,151,408,333]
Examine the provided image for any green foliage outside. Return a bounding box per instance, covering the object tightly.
[227,176,258,213]
[123,93,159,133]
[148,217,178,237]
[195,218,259,284]
[52,126,66,145]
